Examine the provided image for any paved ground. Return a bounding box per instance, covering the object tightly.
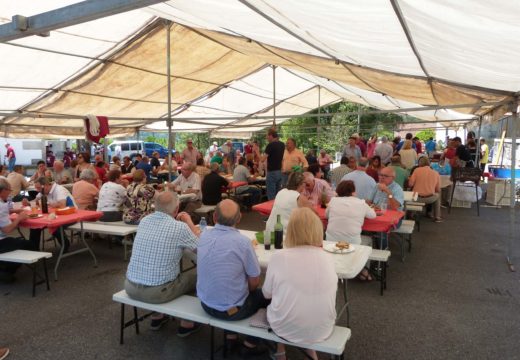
[1,205,520,360]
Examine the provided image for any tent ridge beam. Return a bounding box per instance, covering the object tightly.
[0,0,166,43]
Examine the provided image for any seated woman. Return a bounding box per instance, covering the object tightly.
[265,172,312,233]
[97,169,127,222]
[122,169,155,225]
[326,180,376,280]
[366,155,383,182]
[156,156,178,183]
[72,169,99,210]
[263,207,337,360]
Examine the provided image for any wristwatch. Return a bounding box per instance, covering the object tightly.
[388,194,394,199]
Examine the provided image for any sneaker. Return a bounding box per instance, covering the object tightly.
[150,316,169,331]
[434,218,444,223]
[0,347,9,360]
[176,323,202,338]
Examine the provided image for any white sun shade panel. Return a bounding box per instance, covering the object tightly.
[399,0,520,91]
[0,5,153,111]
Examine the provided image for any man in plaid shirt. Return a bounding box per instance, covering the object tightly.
[125,191,201,336]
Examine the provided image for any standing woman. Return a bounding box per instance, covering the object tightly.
[263,207,337,360]
[398,140,417,170]
[366,134,378,159]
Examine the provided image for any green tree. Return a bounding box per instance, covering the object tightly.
[414,129,435,142]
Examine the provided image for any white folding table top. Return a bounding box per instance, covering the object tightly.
[69,222,138,236]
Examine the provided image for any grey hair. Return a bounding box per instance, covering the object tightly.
[302,172,314,181]
[0,178,10,191]
[154,191,179,214]
[210,162,220,172]
[358,157,369,167]
[79,169,96,181]
[36,176,52,186]
[215,201,241,226]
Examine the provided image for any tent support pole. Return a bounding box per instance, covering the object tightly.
[317,86,321,146]
[357,104,361,134]
[165,21,174,182]
[272,65,276,127]
[476,116,482,165]
[507,99,518,272]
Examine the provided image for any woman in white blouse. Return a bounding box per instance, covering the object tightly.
[399,140,417,169]
[263,207,337,360]
[265,172,312,233]
[97,169,127,222]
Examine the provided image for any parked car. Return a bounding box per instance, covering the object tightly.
[108,141,173,160]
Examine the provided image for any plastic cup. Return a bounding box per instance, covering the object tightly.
[263,230,271,250]
[380,203,387,214]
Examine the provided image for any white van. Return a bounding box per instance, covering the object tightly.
[108,141,145,160]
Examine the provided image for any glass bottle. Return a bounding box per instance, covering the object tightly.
[274,214,283,249]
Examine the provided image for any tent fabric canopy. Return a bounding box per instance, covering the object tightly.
[1,0,520,138]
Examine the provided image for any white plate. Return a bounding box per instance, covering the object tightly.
[323,243,355,254]
[28,214,43,219]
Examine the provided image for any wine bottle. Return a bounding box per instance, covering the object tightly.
[41,191,49,214]
[274,214,283,249]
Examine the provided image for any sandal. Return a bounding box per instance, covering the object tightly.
[359,268,373,281]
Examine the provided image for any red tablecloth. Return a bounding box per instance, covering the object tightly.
[229,181,248,189]
[252,200,404,233]
[12,209,103,233]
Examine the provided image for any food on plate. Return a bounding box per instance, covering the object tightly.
[335,241,350,250]
[251,239,259,247]
[28,213,40,218]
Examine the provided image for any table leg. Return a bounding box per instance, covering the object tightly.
[79,221,98,268]
[335,279,349,327]
[53,227,66,281]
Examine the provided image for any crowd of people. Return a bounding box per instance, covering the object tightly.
[0,129,490,359]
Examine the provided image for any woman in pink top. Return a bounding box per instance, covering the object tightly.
[72,169,99,210]
[367,134,377,159]
[263,207,337,360]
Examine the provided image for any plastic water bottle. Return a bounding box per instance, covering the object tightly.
[199,217,207,232]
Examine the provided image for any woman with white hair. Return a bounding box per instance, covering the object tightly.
[263,207,337,360]
[72,168,99,210]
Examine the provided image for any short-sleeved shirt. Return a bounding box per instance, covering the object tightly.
[6,146,15,159]
[122,183,155,224]
[97,181,126,212]
[150,157,160,169]
[409,166,440,197]
[53,169,72,184]
[201,171,228,205]
[341,170,376,201]
[375,143,394,165]
[182,148,201,164]
[370,181,404,210]
[36,183,76,208]
[121,163,134,174]
[126,212,198,286]
[210,155,223,164]
[329,165,353,187]
[172,172,201,200]
[72,180,99,210]
[342,145,361,161]
[425,140,436,153]
[136,162,153,180]
[302,178,334,206]
[233,164,251,193]
[0,200,12,240]
[265,140,285,172]
[197,224,261,311]
[7,172,29,198]
[389,165,409,189]
[456,145,471,162]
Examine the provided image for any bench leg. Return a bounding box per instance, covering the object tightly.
[379,261,384,296]
[29,258,51,297]
[43,258,50,291]
[336,279,349,327]
[210,326,215,360]
[134,306,140,335]
[120,304,125,345]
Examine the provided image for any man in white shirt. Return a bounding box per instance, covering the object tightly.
[233,158,261,207]
[341,157,376,201]
[375,136,394,165]
[170,162,202,215]
[0,179,33,282]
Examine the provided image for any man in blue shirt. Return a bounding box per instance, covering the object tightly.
[396,132,416,152]
[135,156,153,181]
[425,137,437,157]
[197,199,268,355]
[125,191,200,336]
[341,157,376,201]
[369,167,404,211]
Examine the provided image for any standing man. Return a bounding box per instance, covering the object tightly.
[182,139,201,164]
[281,138,308,186]
[425,137,437,158]
[259,129,285,200]
[4,144,15,173]
[375,136,394,165]
[125,191,201,336]
[318,149,333,180]
[342,136,362,162]
[480,138,489,172]
[341,157,376,201]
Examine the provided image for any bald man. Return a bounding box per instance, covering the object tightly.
[197,199,268,354]
[125,191,201,336]
[369,166,404,210]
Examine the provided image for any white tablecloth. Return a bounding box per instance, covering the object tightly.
[238,229,371,280]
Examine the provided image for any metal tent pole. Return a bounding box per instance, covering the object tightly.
[317,86,321,147]
[272,65,276,127]
[357,104,361,134]
[507,101,518,272]
[166,21,173,182]
[476,116,482,165]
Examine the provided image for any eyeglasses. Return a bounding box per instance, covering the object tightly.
[379,174,394,178]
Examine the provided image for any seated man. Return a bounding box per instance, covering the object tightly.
[329,156,353,188]
[408,157,442,223]
[197,199,269,354]
[302,172,334,206]
[369,167,404,211]
[341,157,376,201]
[30,176,76,252]
[7,165,29,202]
[0,179,34,283]
[50,160,72,184]
[232,157,262,207]
[201,162,229,206]
[125,191,200,336]
[135,156,153,181]
[388,155,409,189]
[169,162,202,214]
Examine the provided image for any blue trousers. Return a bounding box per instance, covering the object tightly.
[266,170,282,200]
